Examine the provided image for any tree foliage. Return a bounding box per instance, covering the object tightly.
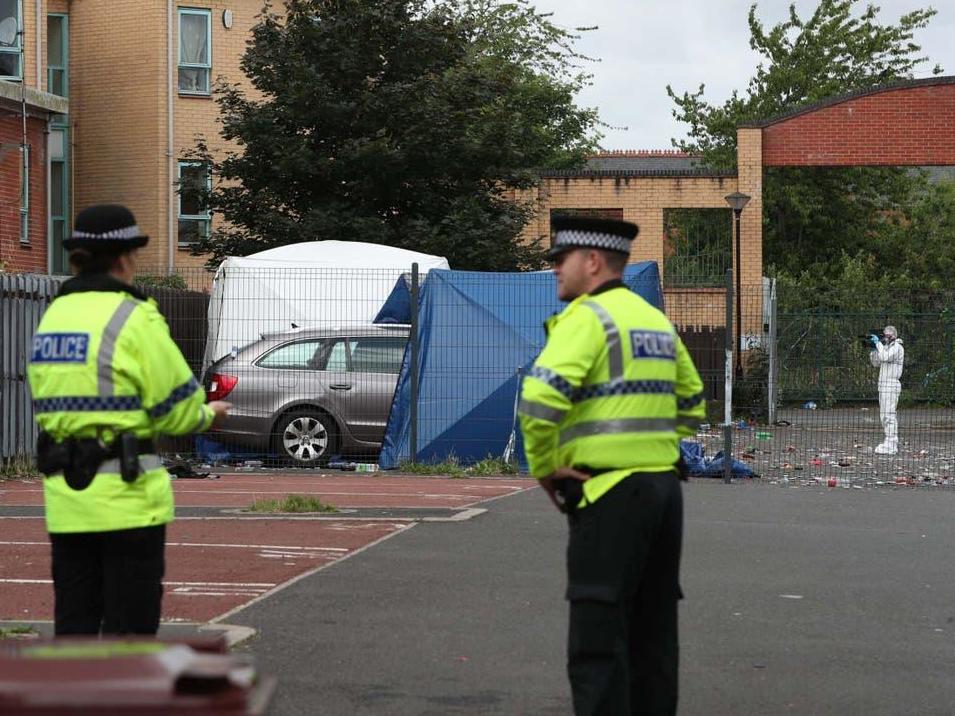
[666,0,946,283]
[187,0,600,270]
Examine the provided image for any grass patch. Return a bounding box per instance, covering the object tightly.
[0,624,39,639]
[398,455,519,477]
[0,455,41,481]
[248,494,338,514]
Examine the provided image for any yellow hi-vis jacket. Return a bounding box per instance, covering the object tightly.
[519,281,705,507]
[26,274,215,533]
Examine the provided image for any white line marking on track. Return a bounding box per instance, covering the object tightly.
[0,578,275,588]
[209,524,415,624]
[0,540,349,552]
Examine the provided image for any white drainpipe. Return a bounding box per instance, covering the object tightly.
[167,0,175,273]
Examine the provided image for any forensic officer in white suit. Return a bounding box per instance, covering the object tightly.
[869,325,904,455]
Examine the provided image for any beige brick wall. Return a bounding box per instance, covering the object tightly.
[68,0,168,267]
[736,127,764,339]
[57,1,260,275]
[520,172,763,328]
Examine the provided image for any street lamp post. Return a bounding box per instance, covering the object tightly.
[725,192,750,377]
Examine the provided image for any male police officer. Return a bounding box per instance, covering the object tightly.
[519,215,706,716]
[27,204,230,635]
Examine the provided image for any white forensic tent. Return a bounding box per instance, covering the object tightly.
[202,241,450,370]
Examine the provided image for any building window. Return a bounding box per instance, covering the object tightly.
[0,0,22,80]
[177,161,210,247]
[19,143,28,243]
[178,8,211,95]
[49,126,69,272]
[662,208,732,288]
[47,13,68,96]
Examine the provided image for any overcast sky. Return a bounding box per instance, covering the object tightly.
[532,0,955,150]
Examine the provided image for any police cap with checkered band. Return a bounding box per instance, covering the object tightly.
[63,204,149,251]
[547,215,639,260]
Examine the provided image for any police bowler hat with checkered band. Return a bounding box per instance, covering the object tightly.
[547,215,639,260]
[63,204,149,251]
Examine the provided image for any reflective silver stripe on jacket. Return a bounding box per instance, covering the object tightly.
[582,300,623,381]
[97,454,164,474]
[518,398,567,424]
[559,417,676,445]
[97,299,139,396]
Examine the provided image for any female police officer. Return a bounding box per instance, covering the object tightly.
[27,204,230,635]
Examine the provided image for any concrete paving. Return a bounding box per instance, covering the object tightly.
[226,480,955,715]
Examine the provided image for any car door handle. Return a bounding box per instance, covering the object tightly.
[330,383,352,391]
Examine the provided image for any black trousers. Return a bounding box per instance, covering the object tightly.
[49,524,166,636]
[565,471,683,716]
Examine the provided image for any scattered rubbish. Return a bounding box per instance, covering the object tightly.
[328,461,357,471]
[699,423,711,432]
[736,419,751,430]
[827,478,837,487]
[837,460,852,467]
[755,431,772,440]
[786,445,797,453]
[809,458,824,467]
[773,420,793,427]
[803,401,817,410]
[164,455,217,479]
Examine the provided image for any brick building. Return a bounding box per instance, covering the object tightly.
[0,0,261,274]
[0,0,69,274]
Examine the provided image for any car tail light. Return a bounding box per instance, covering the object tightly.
[207,373,238,401]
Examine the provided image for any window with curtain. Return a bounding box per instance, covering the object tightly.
[178,8,210,94]
[177,161,211,247]
[0,0,21,79]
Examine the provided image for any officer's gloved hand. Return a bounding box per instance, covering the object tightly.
[869,334,881,348]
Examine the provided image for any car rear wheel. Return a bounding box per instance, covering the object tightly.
[274,410,336,466]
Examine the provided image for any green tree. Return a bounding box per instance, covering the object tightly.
[188,0,599,270]
[666,0,943,280]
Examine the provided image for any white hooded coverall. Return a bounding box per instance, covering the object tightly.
[869,338,904,451]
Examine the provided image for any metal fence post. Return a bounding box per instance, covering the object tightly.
[767,278,778,425]
[724,268,733,484]
[410,263,420,463]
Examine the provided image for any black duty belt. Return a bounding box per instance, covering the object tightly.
[36,431,157,491]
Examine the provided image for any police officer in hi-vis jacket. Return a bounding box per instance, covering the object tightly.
[519,215,706,716]
[28,204,230,635]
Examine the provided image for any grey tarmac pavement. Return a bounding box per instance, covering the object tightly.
[230,480,955,716]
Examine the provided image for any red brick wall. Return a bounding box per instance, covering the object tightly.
[761,83,955,166]
[0,112,48,273]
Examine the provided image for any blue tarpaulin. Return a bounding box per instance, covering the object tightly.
[378,264,663,469]
[373,273,414,325]
[679,440,755,478]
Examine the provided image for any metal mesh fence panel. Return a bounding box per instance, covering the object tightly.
[9,263,954,484]
[735,283,955,487]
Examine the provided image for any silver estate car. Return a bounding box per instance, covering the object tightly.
[203,325,409,465]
